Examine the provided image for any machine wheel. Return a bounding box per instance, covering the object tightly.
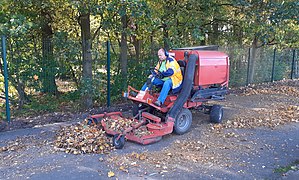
[132,104,153,117]
[174,108,192,135]
[87,118,98,125]
[112,134,125,149]
[132,103,140,117]
[210,105,223,123]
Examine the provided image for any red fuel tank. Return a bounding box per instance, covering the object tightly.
[170,47,229,88]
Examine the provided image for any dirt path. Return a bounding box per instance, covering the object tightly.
[0,80,299,179]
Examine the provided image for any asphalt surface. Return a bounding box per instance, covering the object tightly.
[0,119,298,180]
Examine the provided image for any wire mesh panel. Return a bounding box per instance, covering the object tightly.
[0,33,298,119]
[224,46,250,87]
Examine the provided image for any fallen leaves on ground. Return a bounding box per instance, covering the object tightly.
[109,138,237,174]
[54,122,114,154]
[213,104,299,130]
[238,80,299,97]
[0,139,27,153]
[129,152,147,161]
[107,171,115,177]
[0,135,50,154]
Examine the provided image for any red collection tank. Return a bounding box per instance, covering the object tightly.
[170,46,229,88]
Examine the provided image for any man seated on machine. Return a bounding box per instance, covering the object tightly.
[140,48,183,107]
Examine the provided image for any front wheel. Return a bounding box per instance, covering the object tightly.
[174,108,192,135]
[132,103,143,117]
[86,118,98,125]
[112,134,125,149]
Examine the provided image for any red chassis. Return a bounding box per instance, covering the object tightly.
[88,85,201,146]
[87,46,229,149]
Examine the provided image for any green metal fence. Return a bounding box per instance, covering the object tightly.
[1,35,298,122]
[227,47,298,87]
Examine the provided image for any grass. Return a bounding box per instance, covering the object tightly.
[274,160,299,173]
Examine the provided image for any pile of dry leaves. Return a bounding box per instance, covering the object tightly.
[54,122,114,155]
[54,116,155,155]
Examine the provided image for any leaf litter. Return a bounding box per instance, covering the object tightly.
[2,79,298,178]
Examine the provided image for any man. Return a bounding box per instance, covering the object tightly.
[141,48,183,106]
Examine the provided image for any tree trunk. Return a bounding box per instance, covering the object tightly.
[6,39,30,108]
[163,25,169,49]
[41,12,58,95]
[15,41,30,108]
[150,32,155,65]
[210,21,219,45]
[79,13,93,109]
[120,8,128,90]
[248,36,258,84]
[132,36,141,62]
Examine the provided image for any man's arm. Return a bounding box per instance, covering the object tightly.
[161,68,174,77]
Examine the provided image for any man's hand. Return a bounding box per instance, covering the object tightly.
[148,74,153,78]
[156,73,164,79]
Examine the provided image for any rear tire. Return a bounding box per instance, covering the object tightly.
[210,105,223,123]
[174,108,192,135]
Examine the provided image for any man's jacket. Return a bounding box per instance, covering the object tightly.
[155,56,183,92]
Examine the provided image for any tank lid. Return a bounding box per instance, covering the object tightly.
[172,45,219,51]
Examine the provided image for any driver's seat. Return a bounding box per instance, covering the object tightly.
[177,60,186,78]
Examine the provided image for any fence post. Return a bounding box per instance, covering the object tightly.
[106,41,111,107]
[1,35,11,123]
[271,48,276,82]
[246,48,251,86]
[291,49,296,79]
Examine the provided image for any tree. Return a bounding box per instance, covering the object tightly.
[0,7,35,107]
[230,0,299,83]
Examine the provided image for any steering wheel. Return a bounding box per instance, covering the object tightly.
[149,67,163,78]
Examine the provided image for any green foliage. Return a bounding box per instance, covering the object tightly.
[108,57,153,104]
[253,48,293,83]
[1,0,298,117]
[12,91,81,117]
[229,68,248,87]
[274,160,299,173]
[53,31,82,82]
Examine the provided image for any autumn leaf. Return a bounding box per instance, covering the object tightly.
[108,171,115,177]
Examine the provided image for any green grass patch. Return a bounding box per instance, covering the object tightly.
[274,160,299,173]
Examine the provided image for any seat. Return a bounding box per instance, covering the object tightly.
[177,60,186,77]
[167,60,186,95]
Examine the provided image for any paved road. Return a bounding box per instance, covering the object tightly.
[0,120,298,180]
